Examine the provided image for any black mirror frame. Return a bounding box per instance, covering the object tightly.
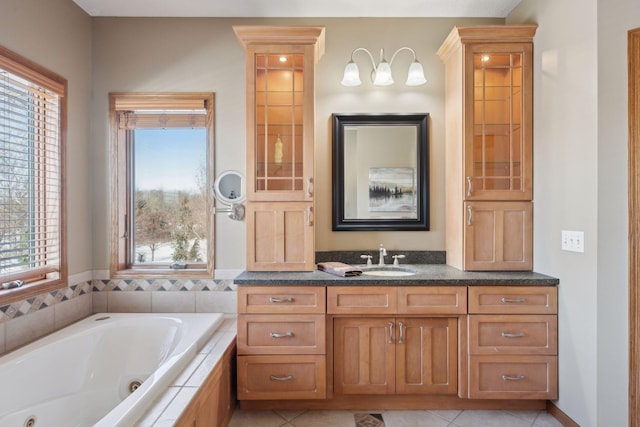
[332,113,430,231]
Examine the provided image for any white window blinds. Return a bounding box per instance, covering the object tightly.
[0,59,63,283]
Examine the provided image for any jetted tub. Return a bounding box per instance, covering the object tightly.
[0,312,224,427]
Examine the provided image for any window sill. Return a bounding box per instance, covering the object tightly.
[0,278,67,307]
[110,268,214,280]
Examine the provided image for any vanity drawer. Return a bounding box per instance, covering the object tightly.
[237,286,326,314]
[398,286,467,315]
[468,315,557,355]
[237,355,326,400]
[468,286,558,314]
[237,314,325,355]
[469,355,558,399]
[328,286,397,314]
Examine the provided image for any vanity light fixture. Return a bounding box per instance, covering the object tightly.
[341,47,427,87]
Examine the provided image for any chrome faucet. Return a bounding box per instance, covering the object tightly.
[378,244,387,265]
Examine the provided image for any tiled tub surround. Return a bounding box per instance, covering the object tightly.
[136,316,236,426]
[0,269,241,355]
[0,272,94,354]
[0,312,226,426]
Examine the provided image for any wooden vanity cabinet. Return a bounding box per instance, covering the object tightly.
[467,286,558,399]
[236,283,558,407]
[234,26,325,271]
[236,286,326,400]
[438,25,537,271]
[329,286,465,397]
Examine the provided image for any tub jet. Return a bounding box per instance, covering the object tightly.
[129,380,142,393]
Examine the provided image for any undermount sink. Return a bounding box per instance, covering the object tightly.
[361,267,417,277]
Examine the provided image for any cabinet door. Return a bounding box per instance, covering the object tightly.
[464,43,533,201]
[333,317,395,395]
[464,201,532,270]
[246,46,316,202]
[396,318,458,395]
[246,201,314,271]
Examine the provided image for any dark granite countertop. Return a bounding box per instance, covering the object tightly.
[234,264,559,286]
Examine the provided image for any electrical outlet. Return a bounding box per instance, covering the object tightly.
[561,230,585,253]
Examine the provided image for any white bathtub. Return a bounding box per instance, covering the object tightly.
[0,312,224,427]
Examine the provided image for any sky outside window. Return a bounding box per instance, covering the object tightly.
[134,128,206,192]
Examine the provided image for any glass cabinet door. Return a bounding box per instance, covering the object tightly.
[465,44,532,200]
[253,52,310,199]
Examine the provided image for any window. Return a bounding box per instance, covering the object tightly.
[0,45,67,304]
[109,93,214,278]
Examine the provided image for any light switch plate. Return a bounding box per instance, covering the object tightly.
[561,230,585,253]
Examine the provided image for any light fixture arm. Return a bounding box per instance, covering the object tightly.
[349,47,378,72]
[388,47,418,66]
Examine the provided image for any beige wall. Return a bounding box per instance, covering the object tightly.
[509,1,636,426]
[90,17,503,270]
[0,0,93,276]
[595,0,637,425]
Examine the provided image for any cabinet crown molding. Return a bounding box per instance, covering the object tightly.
[437,25,537,61]
[233,25,325,61]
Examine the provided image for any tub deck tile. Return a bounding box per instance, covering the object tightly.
[172,353,207,386]
[152,386,198,425]
[134,317,237,426]
[186,332,236,387]
[135,386,181,427]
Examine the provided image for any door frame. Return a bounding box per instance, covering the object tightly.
[628,27,640,427]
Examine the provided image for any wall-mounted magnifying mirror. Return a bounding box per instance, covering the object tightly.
[213,170,245,221]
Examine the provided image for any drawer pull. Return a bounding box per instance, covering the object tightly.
[501,332,525,338]
[388,321,394,344]
[398,321,404,344]
[501,297,525,304]
[501,374,526,381]
[269,297,294,303]
[269,331,294,338]
[270,375,293,381]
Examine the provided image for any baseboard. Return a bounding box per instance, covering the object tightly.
[547,401,580,427]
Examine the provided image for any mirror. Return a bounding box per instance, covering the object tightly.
[214,170,245,204]
[213,170,245,221]
[332,113,429,231]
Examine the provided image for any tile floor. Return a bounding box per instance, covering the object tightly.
[229,408,565,427]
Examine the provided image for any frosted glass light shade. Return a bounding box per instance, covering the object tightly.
[405,60,427,86]
[341,60,362,86]
[373,60,393,86]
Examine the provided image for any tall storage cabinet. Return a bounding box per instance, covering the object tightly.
[234,26,325,271]
[437,25,537,271]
